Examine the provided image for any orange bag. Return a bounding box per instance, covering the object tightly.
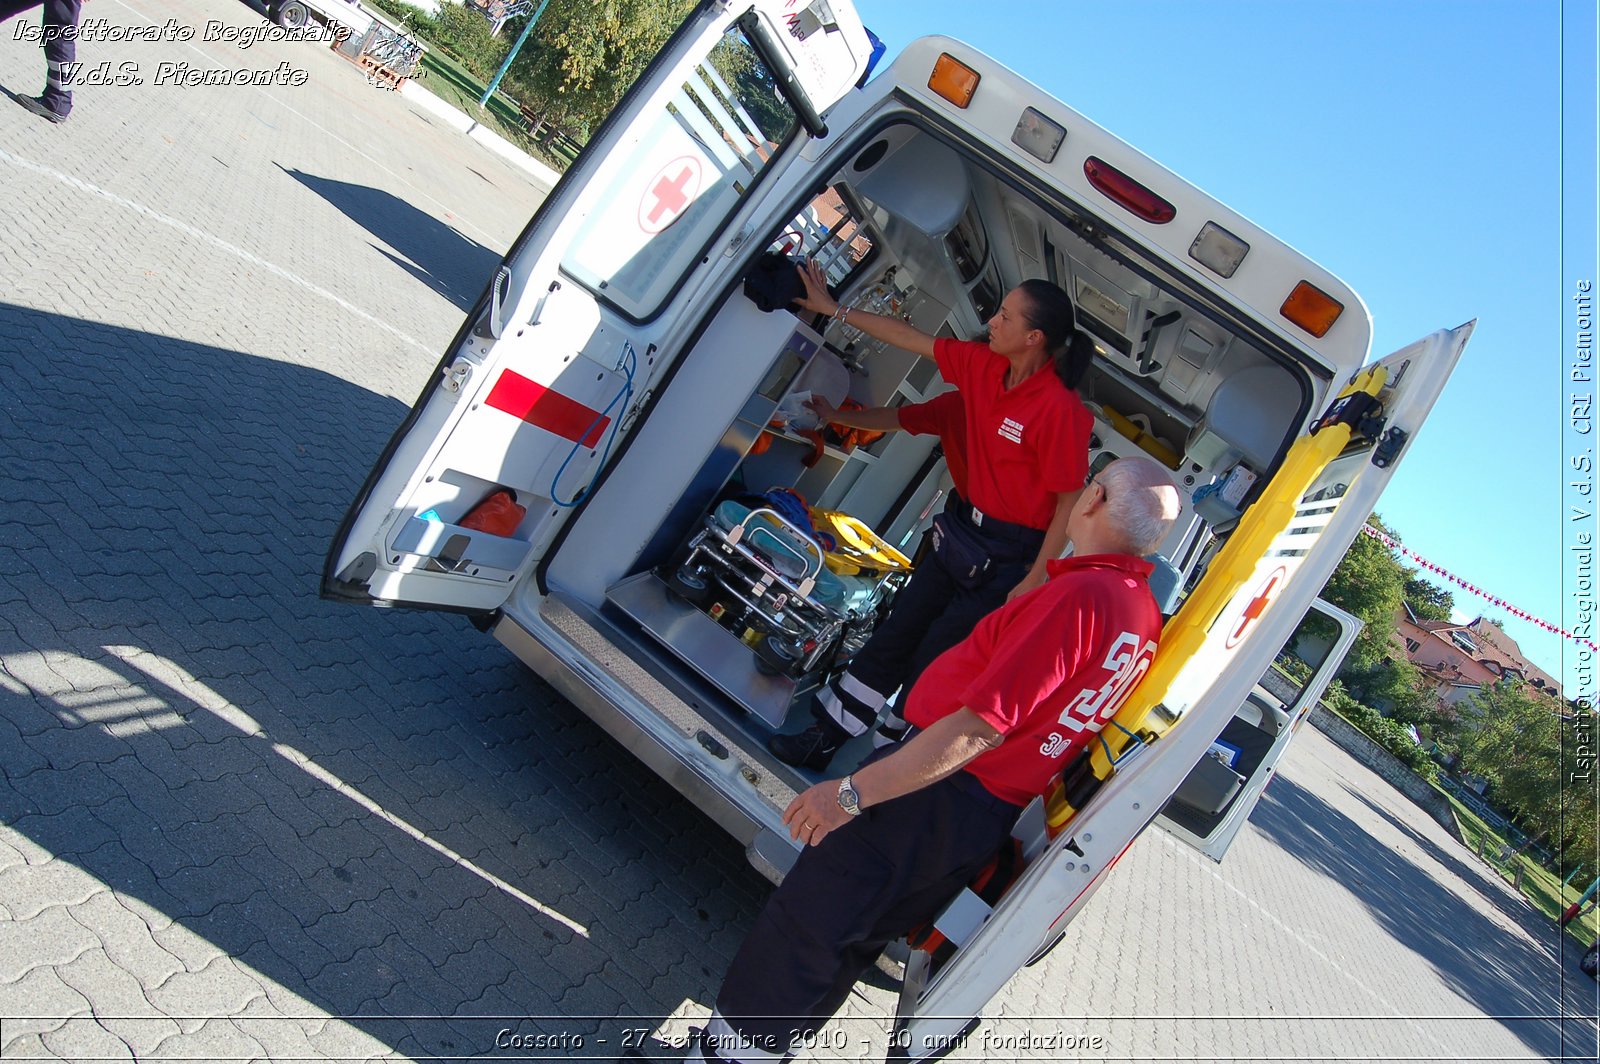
[458,489,526,537]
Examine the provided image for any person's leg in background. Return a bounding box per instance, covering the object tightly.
[2,0,84,122]
[870,562,1021,748]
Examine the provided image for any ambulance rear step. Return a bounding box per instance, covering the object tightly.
[499,593,805,877]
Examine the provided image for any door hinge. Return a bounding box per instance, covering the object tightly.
[488,265,511,339]
[442,360,473,394]
[619,389,652,433]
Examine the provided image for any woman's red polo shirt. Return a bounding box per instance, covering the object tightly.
[933,338,1091,530]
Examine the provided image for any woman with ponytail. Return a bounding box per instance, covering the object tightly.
[769,262,1094,771]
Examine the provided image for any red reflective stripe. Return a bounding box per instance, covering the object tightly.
[484,370,609,448]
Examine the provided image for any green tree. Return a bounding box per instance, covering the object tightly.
[504,0,699,134]
[1319,513,1406,672]
[1365,658,1431,724]
[1458,680,1598,874]
[706,34,791,140]
[429,2,513,82]
[1402,573,1454,622]
[1318,516,1460,733]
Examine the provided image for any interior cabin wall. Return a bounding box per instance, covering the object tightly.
[537,296,806,608]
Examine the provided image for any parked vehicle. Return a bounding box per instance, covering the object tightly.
[268,0,371,34]
[323,1,1469,1055]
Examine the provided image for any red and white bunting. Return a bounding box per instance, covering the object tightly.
[1360,524,1599,653]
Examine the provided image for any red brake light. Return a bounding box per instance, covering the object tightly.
[1083,157,1176,224]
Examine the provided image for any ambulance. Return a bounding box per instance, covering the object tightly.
[322,0,1470,1055]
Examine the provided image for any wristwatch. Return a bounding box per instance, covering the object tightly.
[837,775,862,817]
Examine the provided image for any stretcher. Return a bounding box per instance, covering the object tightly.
[665,498,912,681]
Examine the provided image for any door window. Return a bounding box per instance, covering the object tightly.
[560,26,799,319]
[772,185,877,287]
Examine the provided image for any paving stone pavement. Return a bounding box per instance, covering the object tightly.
[1,0,1597,1061]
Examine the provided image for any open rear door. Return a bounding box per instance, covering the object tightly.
[322,0,870,612]
[886,322,1473,1062]
[1155,597,1361,860]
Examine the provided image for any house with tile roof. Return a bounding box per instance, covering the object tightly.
[1393,605,1563,711]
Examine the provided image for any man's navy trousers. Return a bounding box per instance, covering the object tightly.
[705,768,1021,1062]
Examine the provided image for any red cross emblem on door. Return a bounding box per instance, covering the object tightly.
[638,155,703,234]
[1225,566,1287,648]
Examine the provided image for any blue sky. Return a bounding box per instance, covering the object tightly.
[857,0,1591,689]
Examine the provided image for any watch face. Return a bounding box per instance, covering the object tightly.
[838,778,861,814]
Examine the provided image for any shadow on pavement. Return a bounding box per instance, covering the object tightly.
[278,165,501,312]
[1253,775,1600,1058]
[0,303,766,1058]
[1339,784,1561,956]
[1339,785,1600,1031]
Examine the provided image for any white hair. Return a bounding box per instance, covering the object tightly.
[1097,457,1181,556]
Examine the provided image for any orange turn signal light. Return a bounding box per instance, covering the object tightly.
[1280,281,1344,338]
[929,53,979,108]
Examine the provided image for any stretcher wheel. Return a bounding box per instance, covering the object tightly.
[664,563,712,607]
[754,633,806,679]
[751,643,784,677]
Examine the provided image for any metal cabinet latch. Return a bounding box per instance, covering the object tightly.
[1372,426,1409,468]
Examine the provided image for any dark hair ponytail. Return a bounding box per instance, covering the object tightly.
[1014,279,1094,390]
[1055,330,1095,390]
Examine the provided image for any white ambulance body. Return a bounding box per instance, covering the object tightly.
[324,0,1469,1054]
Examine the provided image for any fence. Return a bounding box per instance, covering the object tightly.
[516,106,582,165]
[333,20,425,87]
[1435,774,1555,867]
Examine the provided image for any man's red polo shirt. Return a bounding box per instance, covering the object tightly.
[897,391,969,499]
[903,554,1161,806]
[933,338,1091,530]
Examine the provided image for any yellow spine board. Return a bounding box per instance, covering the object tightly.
[1079,367,1388,786]
[811,509,915,575]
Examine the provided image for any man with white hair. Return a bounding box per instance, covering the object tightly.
[694,456,1182,1063]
